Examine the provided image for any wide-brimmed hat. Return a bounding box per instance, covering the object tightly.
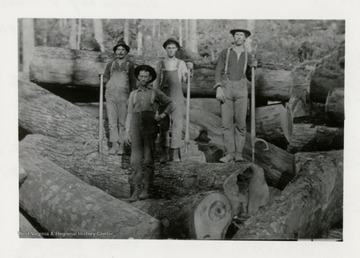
[162,38,180,49]
[134,65,157,83]
[230,29,251,38]
[113,41,130,53]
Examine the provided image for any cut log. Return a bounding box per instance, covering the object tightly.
[325,88,344,126]
[287,124,344,153]
[190,98,221,117]
[19,166,27,186]
[287,90,310,118]
[247,104,293,148]
[189,108,295,189]
[19,212,43,238]
[310,42,345,103]
[233,150,343,239]
[223,164,269,217]
[19,78,104,144]
[132,191,232,239]
[19,149,160,239]
[29,47,292,101]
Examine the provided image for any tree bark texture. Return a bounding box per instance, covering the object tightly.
[19,149,160,239]
[325,88,344,126]
[132,192,232,239]
[19,212,43,238]
[310,42,344,103]
[93,19,105,52]
[287,124,344,153]
[233,150,343,239]
[21,18,35,74]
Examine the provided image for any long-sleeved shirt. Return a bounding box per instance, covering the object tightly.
[215,47,257,86]
[103,56,137,91]
[153,57,188,89]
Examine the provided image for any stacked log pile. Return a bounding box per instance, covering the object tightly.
[19,44,344,239]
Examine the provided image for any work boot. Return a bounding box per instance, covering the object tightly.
[160,147,169,164]
[172,148,181,163]
[219,153,235,163]
[128,184,140,202]
[139,170,153,200]
[139,183,150,200]
[108,142,119,155]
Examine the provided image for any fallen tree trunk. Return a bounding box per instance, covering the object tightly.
[190,98,221,117]
[132,191,232,239]
[250,104,293,148]
[325,88,344,126]
[30,47,293,101]
[190,109,295,189]
[287,124,344,153]
[310,42,345,103]
[233,150,343,239]
[19,149,160,239]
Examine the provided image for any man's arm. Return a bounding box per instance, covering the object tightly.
[125,91,134,132]
[214,49,226,89]
[179,60,188,82]
[155,89,175,116]
[103,61,112,85]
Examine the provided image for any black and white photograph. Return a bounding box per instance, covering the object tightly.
[2,0,360,257]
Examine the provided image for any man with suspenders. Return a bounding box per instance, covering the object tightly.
[153,38,189,163]
[103,41,136,155]
[214,29,257,163]
[124,65,175,202]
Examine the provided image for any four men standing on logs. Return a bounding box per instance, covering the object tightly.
[103,28,257,201]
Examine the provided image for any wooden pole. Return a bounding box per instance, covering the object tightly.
[185,69,191,156]
[251,67,256,163]
[99,74,104,153]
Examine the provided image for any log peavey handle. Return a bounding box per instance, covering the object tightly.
[185,69,191,156]
[99,74,104,154]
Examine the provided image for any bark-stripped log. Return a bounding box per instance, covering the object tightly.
[132,192,232,239]
[19,212,43,238]
[19,149,160,239]
[325,88,344,126]
[233,150,343,239]
[310,42,345,103]
[287,124,344,153]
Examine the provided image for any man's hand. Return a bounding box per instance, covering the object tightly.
[186,62,194,70]
[155,111,165,122]
[216,87,226,103]
[250,59,258,68]
[124,131,131,145]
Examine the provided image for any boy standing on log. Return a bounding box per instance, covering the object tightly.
[124,65,175,202]
[214,29,257,163]
[103,41,136,155]
[153,38,189,163]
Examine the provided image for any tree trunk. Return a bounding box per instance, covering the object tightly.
[77,19,82,49]
[21,18,35,74]
[250,104,293,148]
[185,19,189,47]
[132,192,232,239]
[188,20,198,54]
[310,42,344,103]
[19,212,43,238]
[287,124,344,153]
[190,98,221,117]
[124,19,130,44]
[69,19,77,49]
[233,150,343,239]
[223,164,269,217]
[178,19,183,47]
[325,88,344,126]
[137,20,143,55]
[19,149,160,239]
[93,19,105,52]
[189,108,295,189]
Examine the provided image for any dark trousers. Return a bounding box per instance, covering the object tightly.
[129,111,158,188]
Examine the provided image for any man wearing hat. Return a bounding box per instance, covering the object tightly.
[214,29,257,163]
[153,38,189,163]
[103,41,136,155]
[124,65,175,202]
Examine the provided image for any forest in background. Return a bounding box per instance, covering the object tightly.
[18,19,345,72]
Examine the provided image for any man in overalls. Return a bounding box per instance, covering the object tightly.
[103,41,136,155]
[124,65,175,202]
[153,38,189,163]
[214,29,257,163]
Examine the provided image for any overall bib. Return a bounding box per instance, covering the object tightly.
[105,61,130,144]
[159,60,184,149]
